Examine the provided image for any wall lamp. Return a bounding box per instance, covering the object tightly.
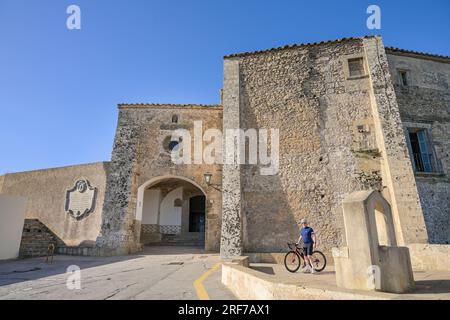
[203,172,221,191]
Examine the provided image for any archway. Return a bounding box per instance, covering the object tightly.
[136,176,207,248]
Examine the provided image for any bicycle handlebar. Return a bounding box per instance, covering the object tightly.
[287,242,300,250]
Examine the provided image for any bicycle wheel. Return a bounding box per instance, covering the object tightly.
[284,251,302,273]
[310,251,327,272]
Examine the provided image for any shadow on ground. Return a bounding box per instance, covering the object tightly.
[250,266,275,275]
[0,245,210,287]
[414,280,450,294]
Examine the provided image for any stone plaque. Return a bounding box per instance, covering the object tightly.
[65,179,97,220]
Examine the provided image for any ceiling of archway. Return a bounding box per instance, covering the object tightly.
[147,178,203,194]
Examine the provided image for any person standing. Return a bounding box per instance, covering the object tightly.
[297,218,317,274]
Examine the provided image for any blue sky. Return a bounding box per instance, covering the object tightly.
[0,0,449,174]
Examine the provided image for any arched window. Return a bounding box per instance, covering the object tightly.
[172,115,179,123]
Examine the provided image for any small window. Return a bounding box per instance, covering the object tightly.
[168,140,179,151]
[398,70,409,86]
[348,57,365,77]
[407,128,437,173]
[357,125,369,133]
[172,115,178,123]
[163,136,182,152]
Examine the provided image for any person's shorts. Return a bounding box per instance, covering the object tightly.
[303,243,314,256]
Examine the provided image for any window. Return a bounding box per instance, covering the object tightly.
[163,136,182,152]
[407,128,437,173]
[398,70,409,86]
[168,140,179,151]
[172,115,178,123]
[348,57,365,77]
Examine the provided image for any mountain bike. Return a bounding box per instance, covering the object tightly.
[284,242,327,273]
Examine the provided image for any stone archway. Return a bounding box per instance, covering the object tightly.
[136,176,207,248]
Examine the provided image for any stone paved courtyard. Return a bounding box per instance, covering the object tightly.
[0,246,235,300]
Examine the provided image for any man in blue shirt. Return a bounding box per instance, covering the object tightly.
[296,218,317,273]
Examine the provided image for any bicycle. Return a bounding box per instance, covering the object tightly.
[284,242,327,273]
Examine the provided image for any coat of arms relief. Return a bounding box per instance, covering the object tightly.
[65,179,97,220]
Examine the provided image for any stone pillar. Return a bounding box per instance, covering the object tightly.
[363,37,428,245]
[95,110,142,255]
[220,58,244,258]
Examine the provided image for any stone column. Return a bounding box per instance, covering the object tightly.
[220,58,244,258]
[363,36,428,245]
[95,109,142,255]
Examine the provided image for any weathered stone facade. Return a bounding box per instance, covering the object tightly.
[386,50,450,244]
[219,36,448,256]
[96,105,223,254]
[1,35,448,257]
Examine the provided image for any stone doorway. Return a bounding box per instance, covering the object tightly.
[136,176,206,247]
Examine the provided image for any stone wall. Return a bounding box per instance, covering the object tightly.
[387,52,450,244]
[97,105,223,252]
[0,162,109,248]
[19,219,59,258]
[2,37,446,258]
[221,59,244,257]
[223,38,385,254]
[221,36,432,255]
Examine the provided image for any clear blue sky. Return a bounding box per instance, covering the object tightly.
[1,0,449,174]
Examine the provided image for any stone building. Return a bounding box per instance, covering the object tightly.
[1,36,449,259]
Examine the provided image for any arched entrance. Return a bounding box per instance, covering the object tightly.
[136,176,206,247]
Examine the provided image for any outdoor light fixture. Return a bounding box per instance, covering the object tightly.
[203,172,221,191]
[203,172,213,186]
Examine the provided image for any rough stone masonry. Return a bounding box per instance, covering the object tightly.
[1,35,449,259]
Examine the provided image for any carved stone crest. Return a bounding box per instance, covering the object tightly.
[65,179,97,220]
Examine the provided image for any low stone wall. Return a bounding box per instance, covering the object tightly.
[221,263,388,300]
[19,219,125,258]
[408,244,450,271]
[245,252,285,264]
[19,219,59,258]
